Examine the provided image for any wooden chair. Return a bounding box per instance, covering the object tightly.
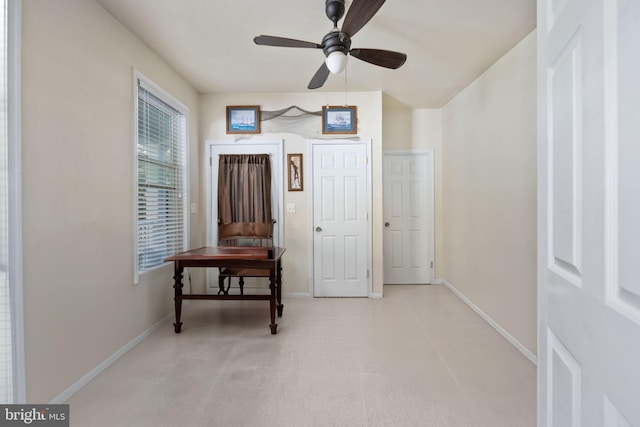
[217,222,274,295]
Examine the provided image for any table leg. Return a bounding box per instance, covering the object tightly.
[276,258,284,317]
[269,269,277,334]
[217,273,225,295]
[173,264,183,333]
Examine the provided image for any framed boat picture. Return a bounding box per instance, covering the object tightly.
[226,105,261,134]
[322,106,357,134]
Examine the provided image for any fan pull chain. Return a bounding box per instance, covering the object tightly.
[344,66,349,106]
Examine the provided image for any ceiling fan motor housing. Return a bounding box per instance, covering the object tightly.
[325,0,345,25]
[322,30,351,57]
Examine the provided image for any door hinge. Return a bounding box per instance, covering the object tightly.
[430,261,434,269]
[366,156,369,165]
[210,157,212,166]
[366,212,369,221]
[366,270,370,279]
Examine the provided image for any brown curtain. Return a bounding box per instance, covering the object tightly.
[218,154,272,239]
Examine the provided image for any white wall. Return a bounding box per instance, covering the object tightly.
[441,30,537,354]
[199,91,384,296]
[21,0,201,402]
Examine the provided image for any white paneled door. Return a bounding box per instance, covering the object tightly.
[538,0,640,426]
[383,152,434,284]
[312,142,369,297]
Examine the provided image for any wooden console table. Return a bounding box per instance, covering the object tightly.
[164,246,285,334]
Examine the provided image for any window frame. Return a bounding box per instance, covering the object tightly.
[4,0,25,404]
[133,70,189,283]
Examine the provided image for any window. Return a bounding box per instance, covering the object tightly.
[1,0,23,403]
[0,0,11,403]
[135,73,188,277]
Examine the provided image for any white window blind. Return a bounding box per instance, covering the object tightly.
[135,77,187,274]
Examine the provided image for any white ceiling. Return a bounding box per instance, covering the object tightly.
[96,0,536,108]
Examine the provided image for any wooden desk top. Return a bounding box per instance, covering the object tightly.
[164,246,285,262]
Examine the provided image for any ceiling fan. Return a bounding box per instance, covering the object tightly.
[254,0,407,89]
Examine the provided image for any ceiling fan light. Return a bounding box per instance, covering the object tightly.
[326,51,348,74]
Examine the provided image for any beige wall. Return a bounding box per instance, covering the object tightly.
[21,0,201,402]
[441,31,537,354]
[199,91,383,296]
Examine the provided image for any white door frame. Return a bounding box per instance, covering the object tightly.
[205,139,284,246]
[205,140,284,292]
[382,150,435,284]
[307,139,373,297]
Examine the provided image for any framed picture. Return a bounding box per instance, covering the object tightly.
[322,106,357,134]
[226,105,260,134]
[287,153,303,191]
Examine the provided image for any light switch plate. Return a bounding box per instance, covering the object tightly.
[287,203,296,213]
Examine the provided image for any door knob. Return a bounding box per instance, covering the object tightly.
[384,222,390,227]
[315,227,322,232]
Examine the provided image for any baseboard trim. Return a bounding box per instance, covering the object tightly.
[369,293,383,299]
[283,292,310,298]
[442,280,537,365]
[50,313,172,404]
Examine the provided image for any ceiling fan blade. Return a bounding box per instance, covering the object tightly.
[254,35,321,49]
[308,62,330,89]
[350,48,407,69]
[341,0,386,37]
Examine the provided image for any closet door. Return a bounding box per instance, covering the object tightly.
[383,152,434,284]
[311,142,370,297]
